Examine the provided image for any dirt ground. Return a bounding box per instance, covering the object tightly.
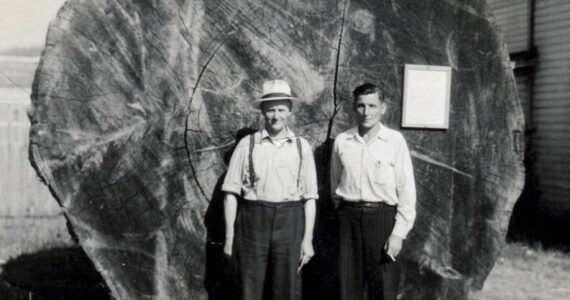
[470,243,570,300]
[2,215,570,299]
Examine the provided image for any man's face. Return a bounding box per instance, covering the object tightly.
[354,93,385,129]
[261,100,292,134]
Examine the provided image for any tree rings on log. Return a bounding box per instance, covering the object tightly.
[29,0,524,299]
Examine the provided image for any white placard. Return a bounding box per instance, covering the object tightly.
[402,64,451,129]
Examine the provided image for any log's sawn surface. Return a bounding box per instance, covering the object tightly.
[28,0,525,299]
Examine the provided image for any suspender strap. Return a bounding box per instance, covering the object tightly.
[248,133,256,189]
[295,137,303,191]
[247,132,304,194]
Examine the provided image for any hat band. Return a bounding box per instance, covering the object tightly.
[260,92,293,99]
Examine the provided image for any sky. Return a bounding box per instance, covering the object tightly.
[0,0,67,53]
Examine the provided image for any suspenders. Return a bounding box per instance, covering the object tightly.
[248,134,256,189]
[248,133,303,191]
[295,136,303,190]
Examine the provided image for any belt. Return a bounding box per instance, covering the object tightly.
[239,199,303,208]
[340,200,394,208]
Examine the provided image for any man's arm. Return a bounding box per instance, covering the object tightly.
[223,192,238,257]
[298,198,316,272]
[221,137,249,257]
[298,139,318,271]
[385,135,417,259]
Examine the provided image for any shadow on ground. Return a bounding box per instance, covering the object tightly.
[508,200,570,251]
[507,141,570,252]
[0,247,111,300]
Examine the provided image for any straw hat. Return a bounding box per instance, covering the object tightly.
[252,80,298,109]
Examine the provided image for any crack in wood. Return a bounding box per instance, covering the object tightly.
[189,30,236,103]
[184,29,236,201]
[411,150,474,179]
[325,0,348,144]
[194,140,235,153]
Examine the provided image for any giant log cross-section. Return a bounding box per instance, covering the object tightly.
[29,0,525,299]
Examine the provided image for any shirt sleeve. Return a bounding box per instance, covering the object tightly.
[221,137,249,195]
[300,139,319,200]
[391,135,417,239]
[329,137,343,207]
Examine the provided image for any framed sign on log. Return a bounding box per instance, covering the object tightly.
[401,64,452,129]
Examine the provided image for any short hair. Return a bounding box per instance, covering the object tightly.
[352,83,383,103]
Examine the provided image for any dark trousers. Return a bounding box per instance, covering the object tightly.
[338,202,400,300]
[234,200,304,300]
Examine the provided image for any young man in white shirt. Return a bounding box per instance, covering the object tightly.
[330,83,416,300]
[222,80,318,300]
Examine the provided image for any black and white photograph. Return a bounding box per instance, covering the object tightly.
[1,0,569,299]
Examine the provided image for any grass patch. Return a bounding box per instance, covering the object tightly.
[3,216,569,299]
[0,215,74,263]
[470,243,570,300]
[0,215,111,299]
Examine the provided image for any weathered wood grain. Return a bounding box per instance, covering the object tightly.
[28,0,524,299]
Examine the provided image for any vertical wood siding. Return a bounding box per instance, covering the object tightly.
[488,0,570,210]
[533,0,570,210]
[487,0,531,127]
[0,57,60,216]
[487,0,530,52]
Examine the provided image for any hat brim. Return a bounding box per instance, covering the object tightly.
[252,96,298,109]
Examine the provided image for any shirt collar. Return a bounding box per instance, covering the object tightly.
[260,126,296,143]
[345,123,388,142]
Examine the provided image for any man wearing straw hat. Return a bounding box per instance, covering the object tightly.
[222,79,318,300]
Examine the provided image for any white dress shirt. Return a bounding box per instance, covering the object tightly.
[222,128,319,202]
[330,124,416,238]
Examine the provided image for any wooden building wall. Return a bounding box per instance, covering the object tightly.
[488,0,570,211]
[533,0,570,210]
[0,56,60,216]
[488,0,529,52]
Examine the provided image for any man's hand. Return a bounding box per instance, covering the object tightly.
[223,238,233,257]
[298,239,315,273]
[223,193,237,258]
[332,195,341,210]
[384,234,403,261]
